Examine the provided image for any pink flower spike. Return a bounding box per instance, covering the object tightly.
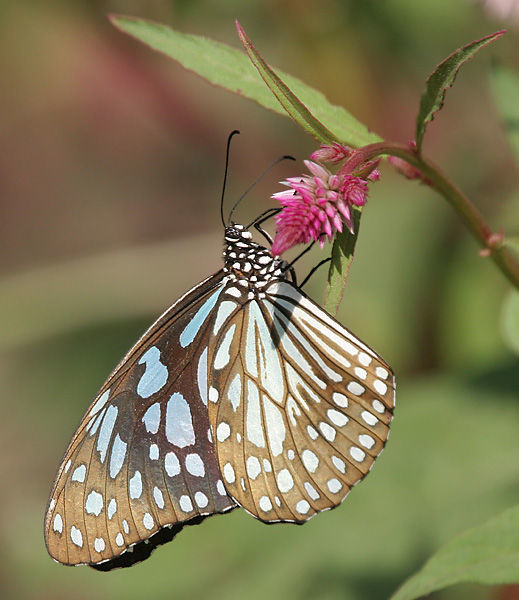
[270,154,374,255]
[304,160,330,180]
[340,176,368,207]
[310,142,353,164]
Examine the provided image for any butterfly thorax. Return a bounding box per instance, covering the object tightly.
[223,223,288,291]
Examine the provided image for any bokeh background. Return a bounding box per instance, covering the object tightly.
[2,1,519,599]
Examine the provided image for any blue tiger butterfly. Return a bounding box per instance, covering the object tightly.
[44,138,395,570]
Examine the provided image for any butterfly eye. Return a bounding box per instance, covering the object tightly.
[44,219,394,570]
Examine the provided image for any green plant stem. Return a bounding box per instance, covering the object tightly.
[347,142,519,290]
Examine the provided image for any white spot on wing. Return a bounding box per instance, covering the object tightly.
[165,452,180,476]
[354,367,367,380]
[179,495,193,513]
[96,405,118,463]
[185,453,205,477]
[129,471,142,499]
[94,537,105,552]
[142,402,161,434]
[214,324,236,369]
[208,387,219,403]
[332,392,348,407]
[179,287,223,347]
[107,498,117,520]
[306,425,318,440]
[332,455,346,473]
[359,434,375,449]
[85,490,103,516]
[350,447,366,462]
[302,449,319,473]
[213,300,237,335]
[376,366,389,379]
[228,372,241,412]
[197,347,208,406]
[153,487,165,509]
[372,399,386,414]
[246,301,285,399]
[358,352,372,366]
[259,496,272,512]
[109,433,127,478]
[216,422,231,442]
[286,397,301,426]
[195,491,208,508]
[347,382,365,396]
[226,287,241,298]
[72,464,86,483]
[246,456,261,480]
[246,380,265,448]
[296,499,310,514]
[327,478,343,493]
[374,379,388,395]
[88,389,110,417]
[277,468,294,493]
[137,347,168,398]
[166,393,195,448]
[70,526,83,547]
[53,513,63,533]
[223,462,235,484]
[143,513,154,530]
[319,422,336,442]
[149,443,159,460]
[327,409,349,427]
[304,481,320,500]
[361,411,378,426]
[263,396,285,457]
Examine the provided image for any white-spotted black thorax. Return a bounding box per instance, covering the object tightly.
[223,223,288,289]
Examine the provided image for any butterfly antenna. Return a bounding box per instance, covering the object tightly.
[227,154,295,225]
[220,130,241,228]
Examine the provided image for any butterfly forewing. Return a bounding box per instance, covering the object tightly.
[210,279,395,523]
[44,272,236,568]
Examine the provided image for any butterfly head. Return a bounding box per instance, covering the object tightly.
[223,223,288,287]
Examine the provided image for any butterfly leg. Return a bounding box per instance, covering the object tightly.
[299,257,332,288]
[250,207,281,245]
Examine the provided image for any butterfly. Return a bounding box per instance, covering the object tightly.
[44,213,395,571]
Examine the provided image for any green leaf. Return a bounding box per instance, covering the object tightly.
[489,63,519,164]
[235,21,336,145]
[416,30,505,152]
[500,289,519,356]
[109,14,379,148]
[324,209,361,314]
[391,504,519,600]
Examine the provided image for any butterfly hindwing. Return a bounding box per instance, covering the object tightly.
[44,272,237,568]
[210,280,395,523]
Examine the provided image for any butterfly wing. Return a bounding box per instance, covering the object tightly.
[210,279,394,522]
[44,271,237,569]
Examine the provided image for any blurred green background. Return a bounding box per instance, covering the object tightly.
[2,1,519,599]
